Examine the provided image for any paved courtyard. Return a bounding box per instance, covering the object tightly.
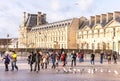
[0,56,120,81]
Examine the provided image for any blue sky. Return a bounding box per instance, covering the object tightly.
[0,0,120,38]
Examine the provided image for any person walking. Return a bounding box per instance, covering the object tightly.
[113,52,117,64]
[78,51,84,62]
[90,53,95,65]
[61,51,66,67]
[107,52,111,64]
[27,51,35,71]
[42,53,48,69]
[2,51,10,71]
[100,51,104,64]
[70,50,77,67]
[51,50,56,69]
[34,51,41,72]
[56,51,60,67]
[11,51,18,71]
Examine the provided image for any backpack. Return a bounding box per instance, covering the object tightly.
[5,55,10,64]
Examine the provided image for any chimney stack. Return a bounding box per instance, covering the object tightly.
[107,13,113,22]
[37,12,41,26]
[113,11,120,20]
[23,12,26,26]
[89,16,95,25]
[100,14,106,24]
[42,13,47,24]
[95,15,100,24]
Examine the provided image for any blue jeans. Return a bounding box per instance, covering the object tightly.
[11,61,18,71]
[91,60,94,65]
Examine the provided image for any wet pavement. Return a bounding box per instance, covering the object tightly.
[0,57,120,81]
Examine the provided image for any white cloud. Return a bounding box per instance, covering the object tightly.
[0,0,119,38]
[76,0,94,11]
[50,0,60,11]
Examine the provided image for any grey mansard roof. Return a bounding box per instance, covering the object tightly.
[25,14,37,27]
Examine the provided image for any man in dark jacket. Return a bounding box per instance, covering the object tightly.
[28,51,35,71]
[34,51,41,72]
[100,51,104,64]
[70,50,77,67]
[91,53,95,65]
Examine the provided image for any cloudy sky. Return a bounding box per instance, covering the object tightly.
[0,0,120,38]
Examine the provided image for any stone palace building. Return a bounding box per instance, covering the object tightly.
[18,11,120,53]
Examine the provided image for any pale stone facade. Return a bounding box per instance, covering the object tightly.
[18,12,80,49]
[77,11,120,53]
[18,11,120,52]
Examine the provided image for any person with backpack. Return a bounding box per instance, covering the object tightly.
[2,51,10,71]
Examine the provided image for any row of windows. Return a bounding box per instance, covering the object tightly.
[34,43,67,49]
[31,22,71,31]
[79,43,113,50]
[31,36,66,42]
[78,28,117,39]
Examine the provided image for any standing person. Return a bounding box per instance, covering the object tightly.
[27,52,35,71]
[61,51,66,68]
[78,51,84,62]
[113,52,117,64]
[100,51,104,64]
[90,53,95,65]
[70,50,77,67]
[46,52,50,65]
[34,51,41,72]
[107,52,111,64]
[42,53,48,69]
[55,51,60,68]
[11,51,18,71]
[51,50,56,69]
[2,51,10,71]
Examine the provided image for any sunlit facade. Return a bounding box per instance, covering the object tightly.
[18,12,80,49]
[77,11,120,53]
[18,11,120,52]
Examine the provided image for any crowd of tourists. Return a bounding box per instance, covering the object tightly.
[0,49,119,72]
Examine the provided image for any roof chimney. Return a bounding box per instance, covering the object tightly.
[113,11,120,20]
[23,12,26,26]
[42,13,47,24]
[100,14,106,24]
[107,13,113,22]
[95,15,100,24]
[89,16,95,25]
